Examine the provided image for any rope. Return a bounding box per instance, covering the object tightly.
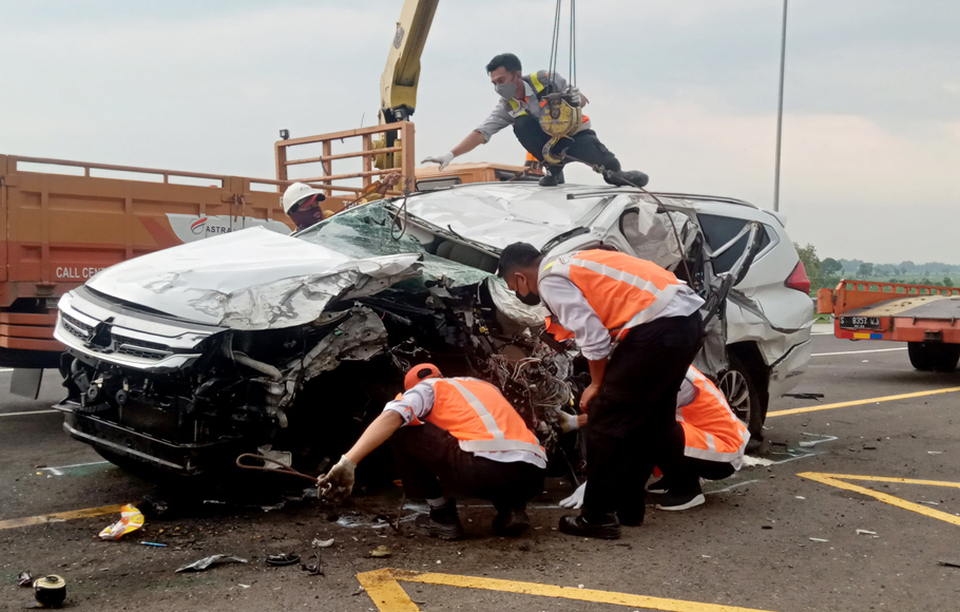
[235,453,319,485]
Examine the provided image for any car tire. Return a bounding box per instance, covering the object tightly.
[719,355,763,442]
[908,342,960,372]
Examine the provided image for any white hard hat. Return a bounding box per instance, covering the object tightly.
[282,182,326,214]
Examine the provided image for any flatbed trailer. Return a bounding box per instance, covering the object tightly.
[817,279,960,371]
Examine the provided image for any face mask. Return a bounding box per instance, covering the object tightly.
[514,290,542,306]
[495,80,517,100]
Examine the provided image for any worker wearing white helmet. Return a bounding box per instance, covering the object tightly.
[282,182,327,231]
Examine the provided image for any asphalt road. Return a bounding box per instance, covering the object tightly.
[2,333,959,611]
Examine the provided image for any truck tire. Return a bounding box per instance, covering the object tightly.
[908,342,960,372]
[718,355,763,443]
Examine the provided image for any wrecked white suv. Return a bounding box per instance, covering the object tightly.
[54,183,812,477]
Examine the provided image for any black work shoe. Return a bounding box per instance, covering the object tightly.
[420,501,466,540]
[603,169,649,188]
[538,167,565,187]
[655,488,705,512]
[492,508,530,537]
[558,513,621,540]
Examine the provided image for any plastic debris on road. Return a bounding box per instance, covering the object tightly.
[369,545,392,558]
[17,571,33,587]
[98,504,145,540]
[856,529,878,536]
[176,554,248,573]
[312,538,335,548]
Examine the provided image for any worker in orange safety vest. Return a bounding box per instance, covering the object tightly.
[317,363,546,540]
[557,365,751,512]
[498,243,705,539]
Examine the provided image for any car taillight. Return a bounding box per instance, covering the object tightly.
[785,260,811,294]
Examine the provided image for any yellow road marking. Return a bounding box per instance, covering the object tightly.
[357,568,778,612]
[0,504,124,531]
[767,386,960,418]
[797,472,960,527]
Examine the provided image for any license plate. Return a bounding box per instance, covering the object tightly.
[839,315,881,330]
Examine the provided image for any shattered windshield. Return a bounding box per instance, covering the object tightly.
[295,202,492,287]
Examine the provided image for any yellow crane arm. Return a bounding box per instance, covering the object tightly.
[379,0,439,123]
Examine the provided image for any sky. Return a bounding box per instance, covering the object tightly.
[2,0,958,264]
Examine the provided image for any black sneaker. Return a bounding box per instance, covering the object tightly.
[655,489,705,511]
[420,501,466,540]
[538,167,565,187]
[492,507,530,537]
[646,476,672,495]
[558,513,621,540]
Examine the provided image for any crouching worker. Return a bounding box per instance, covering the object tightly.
[558,365,750,512]
[317,363,546,539]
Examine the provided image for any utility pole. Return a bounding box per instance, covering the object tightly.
[773,0,788,213]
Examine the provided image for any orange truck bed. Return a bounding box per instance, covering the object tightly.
[817,279,960,344]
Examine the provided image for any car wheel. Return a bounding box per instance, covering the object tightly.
[719,355,763,442]
[908,342,960,372]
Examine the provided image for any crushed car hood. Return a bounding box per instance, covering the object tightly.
[87,227,422,329]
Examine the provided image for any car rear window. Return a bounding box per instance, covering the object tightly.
[698,213,772,273]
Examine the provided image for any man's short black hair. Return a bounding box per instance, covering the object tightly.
[486,53,522,74]
[497,242,542,277]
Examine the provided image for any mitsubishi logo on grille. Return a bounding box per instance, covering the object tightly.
[85,317,115,351]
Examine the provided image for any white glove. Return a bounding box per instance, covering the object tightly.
[317,455,357,502]
[554,409,580,434]
[567,86,582,108]
[421,151,455,171]
[559,481,586,509]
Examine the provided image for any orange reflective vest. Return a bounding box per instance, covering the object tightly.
[540,249,684,342]
[418,377,547,462]
[677,367,750,467]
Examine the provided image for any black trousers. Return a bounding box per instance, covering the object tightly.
[389,422,545,512]
[512,114,621,172]
[664,456,736,493]
[581,311,704,519]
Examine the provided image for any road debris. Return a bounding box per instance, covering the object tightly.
[139,541,167,547]
[856,529,878,536]
[17,571,33,587]
[937,559,960,568]
[312,538,335,548]
[809,537,829,542]
[369,545,392,558]
[33,574,67,608]
[176,554,248,573]
[266,553,301,566]
[98,504,145,540]
[783,392,825,400]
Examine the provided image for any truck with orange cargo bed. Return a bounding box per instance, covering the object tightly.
[817,279,960,372]
[0,121,536,394]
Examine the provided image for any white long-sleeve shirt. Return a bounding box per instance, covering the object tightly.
[383,382,547,469]
[538,272,704,361]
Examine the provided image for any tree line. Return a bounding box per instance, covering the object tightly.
[794,243,959,294]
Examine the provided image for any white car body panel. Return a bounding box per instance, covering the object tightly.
[84,226,422,330]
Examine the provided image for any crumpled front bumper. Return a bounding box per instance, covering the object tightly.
[56,401,244,476]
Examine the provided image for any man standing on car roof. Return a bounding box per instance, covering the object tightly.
[317,363,546,540]
[421,53,648,188]
[498,242,704,539]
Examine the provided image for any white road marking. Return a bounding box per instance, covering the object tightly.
[812,347,907,357]
[0,409,59,417]
[40,460,110,476]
